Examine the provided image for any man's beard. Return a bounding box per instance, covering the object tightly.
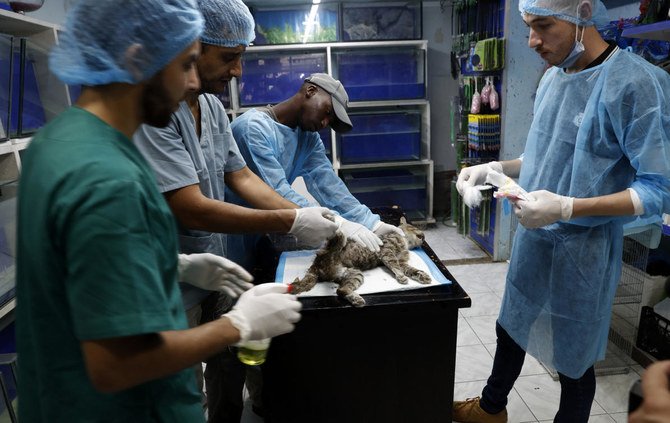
[141,73,176,128]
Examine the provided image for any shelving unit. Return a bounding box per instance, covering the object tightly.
[228,39,435,223]
[0,10,70,320]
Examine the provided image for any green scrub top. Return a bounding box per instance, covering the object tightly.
[16,107,203,422]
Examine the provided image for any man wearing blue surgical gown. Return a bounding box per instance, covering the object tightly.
[453,0,670,422]
[228,73,403,272]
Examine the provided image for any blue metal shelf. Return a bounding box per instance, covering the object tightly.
[621,20,670,41]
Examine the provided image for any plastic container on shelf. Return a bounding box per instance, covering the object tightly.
[0,35,11,141]
[251,4,339,45]
[10,38,46,137]
[18,38,46,135]
[333,47,425,101]
[342,2,422,41]
[239,51,326,106]
[338,110,421,164]
[341,167,427,219]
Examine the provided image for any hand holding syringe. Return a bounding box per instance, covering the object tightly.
[485,170,534,203]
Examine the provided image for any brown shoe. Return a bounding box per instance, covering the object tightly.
[452,397,507,423]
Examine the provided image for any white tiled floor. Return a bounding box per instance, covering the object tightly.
[240,222,642,423]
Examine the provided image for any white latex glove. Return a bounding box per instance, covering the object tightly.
[456,161,503,197]
[512,190,574,229]
[372,221,404,237]
[288,207,338,248]
[223,283,302,342]
[178,253,253,298]
[334,215,382,252]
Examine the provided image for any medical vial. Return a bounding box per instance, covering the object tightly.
[237,338,271,366]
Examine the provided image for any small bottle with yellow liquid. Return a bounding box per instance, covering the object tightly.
[237,338,271,366]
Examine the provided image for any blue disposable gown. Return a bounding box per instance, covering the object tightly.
[499,49,670,378]
[227,108,380,270]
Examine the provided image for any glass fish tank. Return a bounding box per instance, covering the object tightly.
[332,46,425,101]
[342,2,422,41]
[251,4,339,45]
[338,110,421,164]
[238,51,326,106]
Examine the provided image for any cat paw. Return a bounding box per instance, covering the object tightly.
[396,275,409,285]
[346,293,366,307]
[415,270,432,284]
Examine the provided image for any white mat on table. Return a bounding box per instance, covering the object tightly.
[275,248,451,297]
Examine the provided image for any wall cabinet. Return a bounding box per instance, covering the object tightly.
[227,40,434,223]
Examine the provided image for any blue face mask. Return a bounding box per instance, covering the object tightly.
[556,22,585,69]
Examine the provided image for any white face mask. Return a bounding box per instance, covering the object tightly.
[556,22,585,68]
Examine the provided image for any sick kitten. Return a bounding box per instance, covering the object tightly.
[291,217,432,307]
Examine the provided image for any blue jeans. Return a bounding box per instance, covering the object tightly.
[479,321,596,423]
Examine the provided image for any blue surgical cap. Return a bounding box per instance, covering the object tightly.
[198,0,255,47]
[519,0,610,27]
[49,0,204,85]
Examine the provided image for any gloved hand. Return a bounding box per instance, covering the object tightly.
[223,283,302,342]
[456,161,503,196]
[178,253,253,298]
[288,207,338,248]
[372,221,404,237]
[512,190,574,229]
[334,216,382,252]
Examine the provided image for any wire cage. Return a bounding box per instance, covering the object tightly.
[592,231,654,376]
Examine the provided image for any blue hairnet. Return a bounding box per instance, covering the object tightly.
[198,0,255,47]
[519,0,610,27]
[49,0,204,85]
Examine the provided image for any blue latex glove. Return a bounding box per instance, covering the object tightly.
[513,190,574,228]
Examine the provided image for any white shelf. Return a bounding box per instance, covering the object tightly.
[0,299,14,322]
[338,159,433,171]
[247,39,427,52]
[349,99,429,109]
[621,21,670,41]
[0,142,12,156]
[0,8,59,36]
[232,39,433,220]
[11,137,31,151]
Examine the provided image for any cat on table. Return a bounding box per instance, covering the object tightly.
[291,217,432,307]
